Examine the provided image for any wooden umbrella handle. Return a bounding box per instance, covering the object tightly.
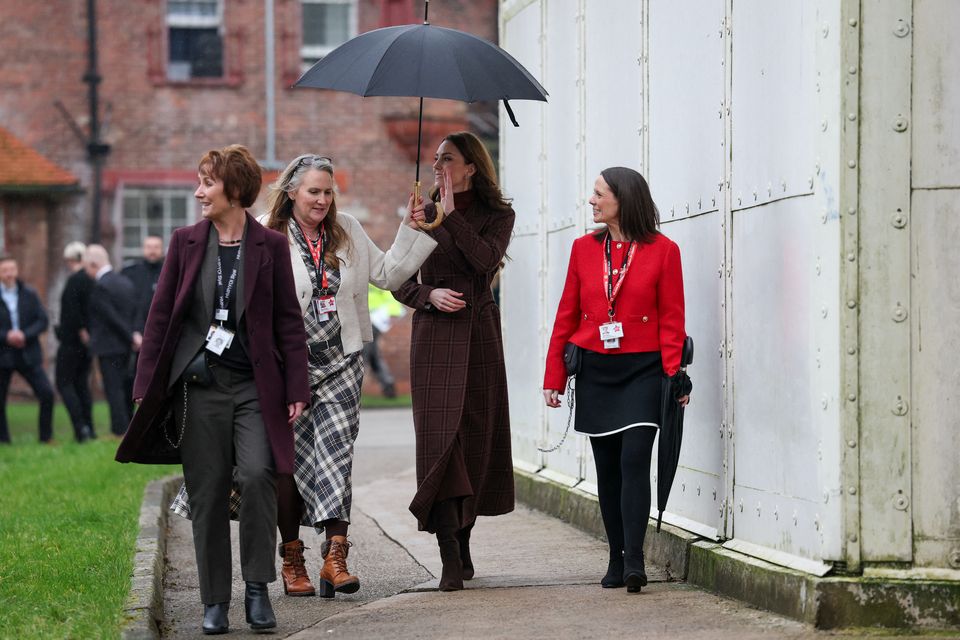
[413,181,445,230]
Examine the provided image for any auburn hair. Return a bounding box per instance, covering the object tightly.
[198,144,262,208]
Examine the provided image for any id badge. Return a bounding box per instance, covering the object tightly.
[599,321,624,341]
[603,338,621,349]
[215,308,229,322]
[205,324,234,355]
[313,295,336,322]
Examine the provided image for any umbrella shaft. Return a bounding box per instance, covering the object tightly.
[416,96,424,182]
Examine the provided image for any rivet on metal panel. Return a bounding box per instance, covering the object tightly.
[815,515,821,531]
[821,211,828,224]
[847,65,857,75]
[808,177,815,189]
[739,500,744,513]
[847,252,856,262]
[793,510,799,525]
[681,482,685,492]
[752,190,757,201]
[712,197,716,207]
[847,347,857,355]
[848,18,858,27]
[774,506,779,521]
[893,494,909,511]
[846,299,857,309]
[892,116,908,132]
[892,396,909,416]
[892,304,907,322]
[820,119,828,132]
[948,549,960,570]
[847,112,857,121]
[670,206,675,218]
[697,198,702,210]
[685,203,689,214]
[766,183,772,197]
[821,396,829,410]
[892,213,907,228]
[820,307,828,319]
[815,161,821,175]
[821,23,829,38]
[849,533,858,542]
[727,425,732,439]
[847,393,857,402]
[848,486,857,495]
[713,489,717,501]
[696,485,701,496]
[893,19,910,38]
[781,180,787,192]
[847,159,857,169]
[756,502,761,516]
[847,206,857,215]
[718,344,723,357]
[848,439,857,448]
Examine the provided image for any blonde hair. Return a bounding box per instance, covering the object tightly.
[63,241,86,262]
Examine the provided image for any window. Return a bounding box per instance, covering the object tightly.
[301,0,357,66]
[167,0,223,81]
[121,188,193,261]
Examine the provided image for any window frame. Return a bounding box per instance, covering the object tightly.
[300,0,358,66]
[119,187,196,262]
[165,0,227,83]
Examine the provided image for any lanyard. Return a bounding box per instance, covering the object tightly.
[603,232,636,319]
[297,222,329,293]
[216,243,242,322]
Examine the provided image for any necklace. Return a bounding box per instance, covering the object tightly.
[219,238,242,245]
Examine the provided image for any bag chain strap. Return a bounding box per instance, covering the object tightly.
[161,381,189,449]
[538,375,575,453]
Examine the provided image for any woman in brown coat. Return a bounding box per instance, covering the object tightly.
[393,131,515,591]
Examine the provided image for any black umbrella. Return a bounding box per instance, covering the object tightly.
[294,0,547,228]
[656,336,695,532]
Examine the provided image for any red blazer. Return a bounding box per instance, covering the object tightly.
[115,215,310,474]
[543,231,686,391]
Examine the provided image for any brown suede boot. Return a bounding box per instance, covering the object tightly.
[278,539,316,597]
[318,535,360,598]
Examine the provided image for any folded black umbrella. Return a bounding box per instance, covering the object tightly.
[656,336,694,532]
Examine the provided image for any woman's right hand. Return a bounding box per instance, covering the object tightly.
[543,389,561,408]
[428,288,466,312]
[405,193,425,230]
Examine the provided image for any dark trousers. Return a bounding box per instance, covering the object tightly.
[0,359,55,442]
[590,427,657,562]
[98,353,132,435]
[362,327,395,395]
[55,344,94,441]
[178,364,277,604]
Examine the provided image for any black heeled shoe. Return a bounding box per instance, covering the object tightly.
[244,582,276,630]
[202,602,229,635]
[601,557,624,588]
[623,553,648,593]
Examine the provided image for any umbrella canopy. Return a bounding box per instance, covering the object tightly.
[295,23,548,106]
[656,337,695,532]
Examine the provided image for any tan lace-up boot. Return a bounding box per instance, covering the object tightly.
[279,539,316,596]
[318,536,360,598]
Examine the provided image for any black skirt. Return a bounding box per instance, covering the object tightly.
[574,350,662,437]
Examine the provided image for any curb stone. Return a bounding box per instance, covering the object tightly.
[120,475,182,640]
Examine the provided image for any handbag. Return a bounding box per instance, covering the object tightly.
[183,351,213,387]
[562,342,582,377]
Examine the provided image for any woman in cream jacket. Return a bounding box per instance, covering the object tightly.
[262,154,436,598]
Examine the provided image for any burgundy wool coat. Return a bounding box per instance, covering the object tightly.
[393,190,515,531]
[115,215,310,475]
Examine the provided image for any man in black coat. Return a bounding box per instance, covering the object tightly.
[83,245,139,437]
[121,235,164,338]
[56,242,95,442]
[0,256,55,443]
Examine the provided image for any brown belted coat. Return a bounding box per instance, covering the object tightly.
[392,190,515,530]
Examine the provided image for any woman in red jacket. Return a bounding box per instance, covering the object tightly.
[543,166,689,593]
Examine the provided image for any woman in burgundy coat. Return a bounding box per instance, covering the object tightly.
[115,145,309,634]
[393,132,515,591]
[543,167,689,594]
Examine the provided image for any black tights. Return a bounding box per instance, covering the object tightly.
[277,474,348,542]
[589,427,657,561]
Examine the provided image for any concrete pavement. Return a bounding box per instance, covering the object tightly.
[158,408,929,639]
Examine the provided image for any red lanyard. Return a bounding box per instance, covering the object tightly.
[297,222,328,292]
[603,232,636,319]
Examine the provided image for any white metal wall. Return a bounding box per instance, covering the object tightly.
[500,0,960,574]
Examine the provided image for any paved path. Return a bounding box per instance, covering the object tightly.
[160,408,918,639]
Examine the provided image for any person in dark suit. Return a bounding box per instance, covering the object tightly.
[56,241,95,442]
[121,235,164,338]
[0,256,55,444]
[115,145,309,635]
[83,244,138,437]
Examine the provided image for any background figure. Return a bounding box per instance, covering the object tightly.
[542,167,688,594]
[83,244,138,437]
[393,131,515,592]
[0,256,55,444]
[122,235,164,411]
[362,283,405,398]
[56,242,95,442]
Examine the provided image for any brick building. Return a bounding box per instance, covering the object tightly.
[0,0,500,394]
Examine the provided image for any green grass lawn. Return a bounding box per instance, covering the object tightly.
[0,401,177,639]
[360,392,412,409]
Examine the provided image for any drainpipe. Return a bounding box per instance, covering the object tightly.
[84,0,111,242]
[264,0,278,168]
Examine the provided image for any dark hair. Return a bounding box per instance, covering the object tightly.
[593,167,660,243]
[198,144,263,208]
[429,131,512,214]
[265,154,350,269]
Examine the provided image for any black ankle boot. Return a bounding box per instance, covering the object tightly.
[623,553,647,593]
[202,602,229,635]
[601,556,624,588]
[436,531,463,591]
[244,582,276,630]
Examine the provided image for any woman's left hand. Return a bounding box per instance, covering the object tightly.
[287,401,307,425]
[678,395,690,407]
[438,168,455,215]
